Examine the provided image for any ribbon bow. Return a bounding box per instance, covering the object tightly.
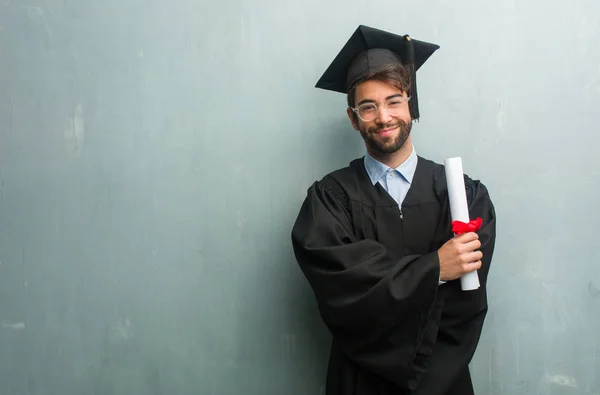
[452,217,483,235]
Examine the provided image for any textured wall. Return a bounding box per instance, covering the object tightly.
[0,0,599,393]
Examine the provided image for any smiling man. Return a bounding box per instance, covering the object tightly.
[291,26,497,395]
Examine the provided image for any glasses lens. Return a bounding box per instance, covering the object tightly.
[386,99,406,116]
[358,104,377,121]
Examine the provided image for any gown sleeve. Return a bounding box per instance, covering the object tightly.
[290,176,444,389]
[410,176,497,395]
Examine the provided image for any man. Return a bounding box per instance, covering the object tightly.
[290,25,496,395]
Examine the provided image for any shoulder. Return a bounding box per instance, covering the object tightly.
[415,155,447,191]
[324,158,364,183]
[306,158,364,211]
[417,155,491,203]
[312,158,364,190]
[417,155,445,177]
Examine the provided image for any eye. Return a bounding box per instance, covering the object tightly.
[387,100,403,108]
[359,104,377,112]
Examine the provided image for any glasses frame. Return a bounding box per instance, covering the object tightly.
[350,96,411,122]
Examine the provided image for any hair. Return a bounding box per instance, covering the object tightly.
[346,63,412,110]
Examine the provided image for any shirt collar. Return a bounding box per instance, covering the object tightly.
[363,145,418,185]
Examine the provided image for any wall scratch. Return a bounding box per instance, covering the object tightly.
[24,6,53,41]
[9,95,14,129]
[546,374,578,388]
[43,0,54,16]
[1,320,25,330]
[281,333,296,357]
[65,104,85,158]
[488,347,493,390]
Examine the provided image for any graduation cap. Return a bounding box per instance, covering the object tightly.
[315,25,440,120]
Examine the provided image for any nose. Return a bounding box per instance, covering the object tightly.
[376,105,393,124]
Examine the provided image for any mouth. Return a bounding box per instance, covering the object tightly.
[374,126,398,137]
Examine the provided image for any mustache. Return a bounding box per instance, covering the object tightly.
[368,120,407,134]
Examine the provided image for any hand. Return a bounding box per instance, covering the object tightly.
[437,232,483,281]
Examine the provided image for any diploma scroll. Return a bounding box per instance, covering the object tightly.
[444,157,480,291]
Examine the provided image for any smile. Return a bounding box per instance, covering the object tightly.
[375,127,397,136]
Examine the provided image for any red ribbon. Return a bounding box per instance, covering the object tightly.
[452,217,483,234]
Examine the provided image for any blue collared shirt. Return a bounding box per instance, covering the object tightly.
[363,145,418,207]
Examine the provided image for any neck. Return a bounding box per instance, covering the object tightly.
[367,138,413,168]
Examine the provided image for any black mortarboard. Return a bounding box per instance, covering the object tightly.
[315,25,440,120]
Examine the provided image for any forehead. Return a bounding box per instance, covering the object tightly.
[354,80,405,101]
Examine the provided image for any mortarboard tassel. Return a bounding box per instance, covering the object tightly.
[403,34,419,121]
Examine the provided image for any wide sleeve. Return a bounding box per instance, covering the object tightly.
[410,177,497,395]
[290,177,443,389]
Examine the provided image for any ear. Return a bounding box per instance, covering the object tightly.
[346,107,360,131]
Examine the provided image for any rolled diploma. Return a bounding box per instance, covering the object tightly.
[444,157,480,291]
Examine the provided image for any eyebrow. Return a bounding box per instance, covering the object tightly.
[357,94,405,106]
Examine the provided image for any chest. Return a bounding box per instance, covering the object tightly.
[349,199,451,259]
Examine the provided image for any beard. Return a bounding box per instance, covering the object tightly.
[359,119,412,155]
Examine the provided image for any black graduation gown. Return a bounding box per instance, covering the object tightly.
[291,156,496,395]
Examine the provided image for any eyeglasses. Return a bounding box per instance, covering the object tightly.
[350,96,411,122]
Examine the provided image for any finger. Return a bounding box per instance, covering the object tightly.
[461,239,482,252]
[462,260,482,273]
[454,232,479,243]
[461,251,483,263]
